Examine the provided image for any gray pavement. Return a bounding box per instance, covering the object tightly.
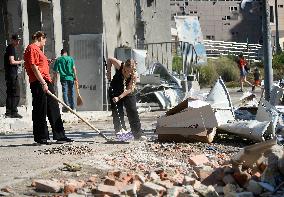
[0,87,263,190]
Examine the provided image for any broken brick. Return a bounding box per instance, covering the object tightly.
[107,170,121,178]
[120,183,137,196]
[92,184,120,196]
[171,174,185,186]
[139,182,166,196]
[188,154,209,166]
[194,166,214,182]
[0,186,14,194]
[104,176,116,186]
[148,171,160,181]
[64,184,76,194]
[87,175,97,184]
[33,179,62,193]
[156,180,174,189]
[233,172,251,187]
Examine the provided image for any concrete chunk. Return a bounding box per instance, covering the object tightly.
[34,179,62,193]
[140,182,166,196]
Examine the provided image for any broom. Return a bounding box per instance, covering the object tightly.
[75,80,83,106]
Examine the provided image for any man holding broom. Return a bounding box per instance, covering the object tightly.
[53,49,80,111]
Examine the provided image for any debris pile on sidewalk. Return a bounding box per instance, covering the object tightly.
[156,77,284,143]
[8,139,281,196]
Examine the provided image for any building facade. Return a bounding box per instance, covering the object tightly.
[171,0,284,48]
[0,0,171,109]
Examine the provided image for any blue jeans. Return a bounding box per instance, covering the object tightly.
[61,80,75,110]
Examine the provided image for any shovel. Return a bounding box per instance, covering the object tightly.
[47,90,109,140]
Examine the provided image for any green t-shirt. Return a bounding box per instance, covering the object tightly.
[53,55,75,81]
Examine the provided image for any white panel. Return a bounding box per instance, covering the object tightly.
[69,34,103,111]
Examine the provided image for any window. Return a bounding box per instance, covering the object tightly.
[270,6,274,23]
[278,5,284,8]
[206,35,215,40]
[229,6,238,12]
[226,16,231,20]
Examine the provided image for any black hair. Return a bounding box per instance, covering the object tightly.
[61,49,68,55]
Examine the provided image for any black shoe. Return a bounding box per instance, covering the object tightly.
[10,113,23,118]
[35,139,51,145]
[5,112,11,118]
[56,137,74,143]
[237,89,243,92]
[252,86,255,92]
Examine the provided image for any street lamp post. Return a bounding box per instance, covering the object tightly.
[263,0,273,101]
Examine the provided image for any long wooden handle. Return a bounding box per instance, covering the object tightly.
[47,90,108,140]
[75,80,81,96]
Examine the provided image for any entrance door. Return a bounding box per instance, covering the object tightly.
[69,34,103,111]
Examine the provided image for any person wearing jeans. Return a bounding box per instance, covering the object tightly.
[61,80,75,110]
[53,49,78,111]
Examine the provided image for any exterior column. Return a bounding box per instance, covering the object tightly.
[51,0,63,100]
[20,0,32,109]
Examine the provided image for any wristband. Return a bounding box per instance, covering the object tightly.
[41,82,47,86]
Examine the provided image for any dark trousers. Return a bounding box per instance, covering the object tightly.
[30,81,66,142]
[5,75,20,114]
[109,89,142,138]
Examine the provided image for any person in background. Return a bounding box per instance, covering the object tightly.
[53,49,78,111]
[237,53,253,92]
[107,57,145,140]
[24,31,73,145]
[252,67,261,92]
[4,34,24,118]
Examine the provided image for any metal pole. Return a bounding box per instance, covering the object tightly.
[275,0,282,54]
[263,0,273,101]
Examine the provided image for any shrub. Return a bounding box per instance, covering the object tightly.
[215,56,239,82]
[172,55,183,73]
[273,51,284,70]
[198,64,218,87]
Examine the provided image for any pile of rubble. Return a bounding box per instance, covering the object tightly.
[37,144,93,155]
[0,139,280,196]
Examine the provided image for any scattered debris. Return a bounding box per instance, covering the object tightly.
[37,144,93,155]
[62,162,82,172]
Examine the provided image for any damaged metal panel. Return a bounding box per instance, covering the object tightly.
[256,99,279,137]
[218,120,271,142]
[153,88,183,110]
[205,77,235,125]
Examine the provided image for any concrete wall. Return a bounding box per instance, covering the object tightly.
[141,0,171,44]
[269,0,284,49]
[102,0,136,57]
[61,0,103,50]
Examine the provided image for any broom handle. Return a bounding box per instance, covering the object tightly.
[46,90,109,140]
[75,80,80,96]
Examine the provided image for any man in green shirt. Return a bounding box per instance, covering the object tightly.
[53,49,78,110]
